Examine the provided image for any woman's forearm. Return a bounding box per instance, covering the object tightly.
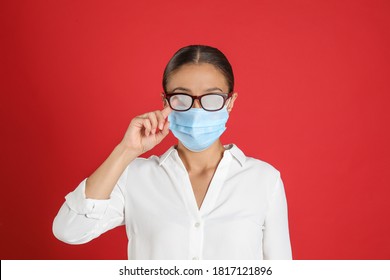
[85,143,138,199]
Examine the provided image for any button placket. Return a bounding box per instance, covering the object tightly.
[189,219,203,260]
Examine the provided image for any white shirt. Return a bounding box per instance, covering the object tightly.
[53,144,292,260]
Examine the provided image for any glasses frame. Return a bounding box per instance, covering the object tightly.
[163,92,233,112]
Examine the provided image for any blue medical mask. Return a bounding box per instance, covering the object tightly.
[168,107,229,152]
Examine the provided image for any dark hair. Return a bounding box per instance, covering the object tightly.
[163,45,234,93]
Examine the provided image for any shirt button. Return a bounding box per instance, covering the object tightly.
[194,222,201,228]
[192,257,199,260]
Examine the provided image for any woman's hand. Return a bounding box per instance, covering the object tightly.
[84,106,172,200]
[120,106,172,156]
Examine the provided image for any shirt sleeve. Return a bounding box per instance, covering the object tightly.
[52,168,127,245]
[263,175,293,259]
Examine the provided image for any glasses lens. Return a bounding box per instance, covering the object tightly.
[200,94,225,111]
[170,94,192,111]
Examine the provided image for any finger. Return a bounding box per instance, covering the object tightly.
[131,116,149,131]
[154,110,166,130]
[138,112,148,118]
[142,119,152,137]
[131,116,144,128]
[147,112,158,134]
[161,106,172,119]
[155,121,170,143]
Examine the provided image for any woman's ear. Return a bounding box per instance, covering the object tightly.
[227,92,238,112]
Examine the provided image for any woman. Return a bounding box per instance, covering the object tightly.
[53,45,292,260]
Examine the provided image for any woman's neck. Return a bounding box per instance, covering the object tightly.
[176,140,225,173]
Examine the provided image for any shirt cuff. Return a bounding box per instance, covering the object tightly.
[65,178,110,220]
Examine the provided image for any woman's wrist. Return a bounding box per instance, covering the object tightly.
[115,142,141,165]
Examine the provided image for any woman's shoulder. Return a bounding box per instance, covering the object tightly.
[244,157,281,182]
[246,157,280,172]
[129,155,160,166]
[126,146,177,169]
[228,144,281,177]
[124,155,161,173]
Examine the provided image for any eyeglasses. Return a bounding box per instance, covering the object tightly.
[163,92,233,112]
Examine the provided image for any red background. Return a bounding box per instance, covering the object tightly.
[1,0,389,260]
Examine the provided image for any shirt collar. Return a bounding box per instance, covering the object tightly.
[224,144,246,166]
[158,146,178,166]
[158,144,246,167]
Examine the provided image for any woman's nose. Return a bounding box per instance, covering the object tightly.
[193,99,201,108]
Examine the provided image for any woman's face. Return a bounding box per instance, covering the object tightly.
[164,63,237,111]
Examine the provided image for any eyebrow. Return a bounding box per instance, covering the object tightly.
[171,87,224,93]
[172,87,191,92]
[205,87,223,92]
